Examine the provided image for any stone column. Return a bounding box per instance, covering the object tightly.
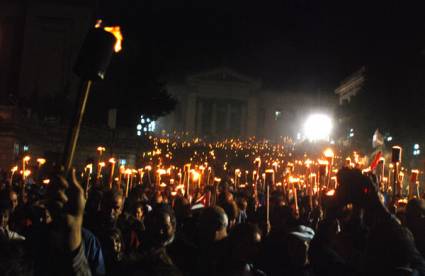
[196,99,203,135]
[185,94,197,134]
[240,104,247,138]
[246,97,257,137]
[211,101,217,135]
[226,102,232,133]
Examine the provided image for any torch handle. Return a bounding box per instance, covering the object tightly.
[63,80,93,174]
[266,184,270,225]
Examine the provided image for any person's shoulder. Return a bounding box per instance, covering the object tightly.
[82,227,99,244]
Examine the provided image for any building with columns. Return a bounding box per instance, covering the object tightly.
[335,66,366,105]
[158,67,336,140]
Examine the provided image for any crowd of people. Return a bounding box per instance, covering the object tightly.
[0,155,425,275]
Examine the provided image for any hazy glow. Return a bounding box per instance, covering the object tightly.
[304,114,333,141]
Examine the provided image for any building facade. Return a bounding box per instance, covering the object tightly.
[158,67,336,140]
[0,0,94,102]
[335,66,366,105]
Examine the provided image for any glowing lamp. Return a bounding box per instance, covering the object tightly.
[304,114,333,141]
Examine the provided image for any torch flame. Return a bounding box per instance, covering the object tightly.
[324,148,334,158]
[326,189,336,196]
[95,20,123,53]
[191,170,200,181]
[37,158,46,165]
[85,164,93,174]
[157,169,166,175]
[104,26,123,52]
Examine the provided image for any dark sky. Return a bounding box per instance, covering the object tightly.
[100,0,425,92]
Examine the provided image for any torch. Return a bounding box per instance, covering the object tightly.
[22,156,30,182]
[409,170,419,199]
[378,157,385,191]
[323,148,334,189]
[125,168,132,198]
[145,165,152,186]
[212,177,221,207]
[62,20,123,174]
[265,169,275,225]
[318,159,329,190]
[10,166,18,186]
[96,161,106,184]
[391,146,402,198]
[84,163,93,196]
[36,158,46,168]
[254,157,261,184]
[234,169,241,190]
[108,158,116,189]
[289,176,299,216]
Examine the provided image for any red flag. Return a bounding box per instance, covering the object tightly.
[370,151,382,171]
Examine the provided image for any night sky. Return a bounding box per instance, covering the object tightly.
[91,0,425,138]
[101,0,425,92]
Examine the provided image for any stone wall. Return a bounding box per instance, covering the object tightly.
[0,106,143,170]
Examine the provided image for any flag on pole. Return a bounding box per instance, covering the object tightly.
[372,129,384,148]
[370,151,382,171]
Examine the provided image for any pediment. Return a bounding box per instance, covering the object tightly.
[187,67,261,88]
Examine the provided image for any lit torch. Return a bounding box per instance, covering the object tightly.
[108,158,116,189]
[125,168,132,197]
[22,156,30,182]
[323,148,334,189]
[409,169,419,199]
[62,20,123,174]
[10,166,18,186]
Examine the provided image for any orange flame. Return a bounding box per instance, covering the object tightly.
[95,19,123,53]
[326,189,335,196]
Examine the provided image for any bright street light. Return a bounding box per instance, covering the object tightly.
[304,114,333,142]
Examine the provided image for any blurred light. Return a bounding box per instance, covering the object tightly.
[414,144,420,150]
[137,124,142,130]
[304,114,333,142]
[326,189,335,196]
[23,145,29,152]
[387,136,393,142]
[36,158,46,165]
[323,148,334,158]
[137,131,141,136]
